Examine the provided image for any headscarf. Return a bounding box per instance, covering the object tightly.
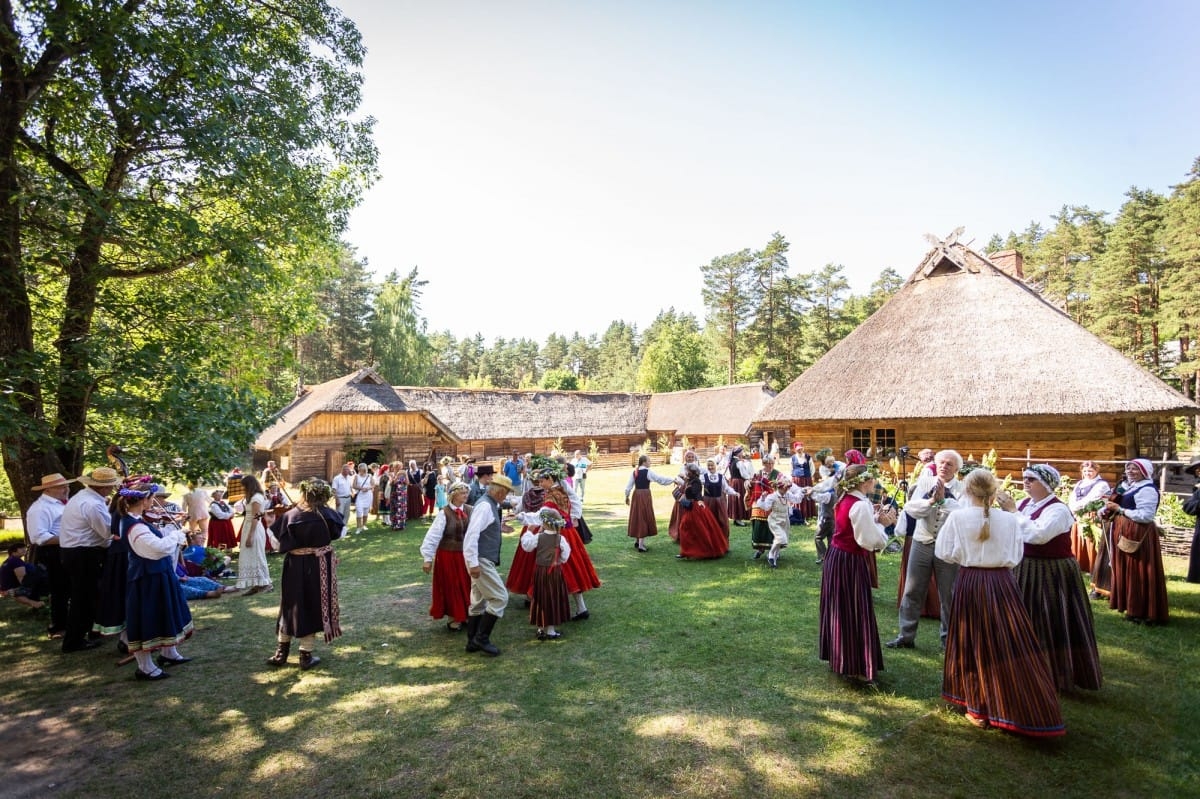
[844,449,867,465]
[1128,458,1153,481]
[1022,464,1061,492]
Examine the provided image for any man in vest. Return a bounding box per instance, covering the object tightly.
[462,473,515,656]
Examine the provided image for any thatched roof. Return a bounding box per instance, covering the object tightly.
[254,368,459,451]
[393,387,650,441]
[647,383,776,434]
[757,237,1200,422]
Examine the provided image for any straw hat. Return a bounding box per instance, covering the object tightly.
[491,474,515,493]
[31,473,77,491]
[78,467,123,487]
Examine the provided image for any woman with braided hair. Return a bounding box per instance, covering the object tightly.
[266,478,344,670]
[817,464,892,684]
[936,469,1064,737]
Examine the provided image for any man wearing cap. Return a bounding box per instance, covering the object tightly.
[1183,456,1200,584]
[59,467,122,652]
[26,473,77,638]
[462,473,514,656]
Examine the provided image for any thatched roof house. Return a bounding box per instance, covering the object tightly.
[254,371,780,476]
[391,387,650,461]
[754,236,1200,482]
[646,383,776,451]
[253,369,460,481]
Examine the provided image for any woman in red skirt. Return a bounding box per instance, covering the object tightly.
[539,470,601,621]
[505,481,546,604]
[206,489,238,550]
[676,463,730,560]
[936,469,1064,737]
[419,482,473,632]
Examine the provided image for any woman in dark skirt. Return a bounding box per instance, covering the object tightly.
[1184,457,1200,584]
[95,491,130,648]
[1002,464,1102,692]
[818,464,893,683]
[266,478,343,670]
[121,484,194,681]
[624,455,676,553]
[1103,458,1169,624]
[541,471,600,620]
[936,469,1064,737]
[516,506,571,640]
[420,482,473,631]
[406,460,425,523]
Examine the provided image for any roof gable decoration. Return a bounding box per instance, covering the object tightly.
[915,226,980,280]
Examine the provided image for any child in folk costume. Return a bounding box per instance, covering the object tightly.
[754,476,810,568]
[516,506,572,640]
[746,455,783,559]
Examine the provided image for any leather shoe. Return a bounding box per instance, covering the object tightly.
[885,637,915,649]
[134,669,170,681]
[156,654,193,667]
[62,639,102,653]
[571,610,589,622]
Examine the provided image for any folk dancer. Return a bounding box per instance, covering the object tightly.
[746,454,783,560]
[1001,464,1102,691]
[937,469,1064,737]
[462,474,516,656]
[753,476,807,568]
[818,464,893,683]
[624,455,676,553]
[886,450,963,650]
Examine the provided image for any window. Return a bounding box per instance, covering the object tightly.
[1136,422,1174,459]
[850,427,897,457]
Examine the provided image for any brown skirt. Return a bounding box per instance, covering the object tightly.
[1108,517,1169,623]
[1069,522,1095,572]
[627,488,659,539]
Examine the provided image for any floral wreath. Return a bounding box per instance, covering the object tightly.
[537,507,566,530]
[528,454,565,482]
[837,465,879,493]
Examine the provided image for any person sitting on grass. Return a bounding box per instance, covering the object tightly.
[0,542,49,609]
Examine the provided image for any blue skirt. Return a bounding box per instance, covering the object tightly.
[125,571,194,652]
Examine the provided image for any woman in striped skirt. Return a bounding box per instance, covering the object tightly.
[936,468,1064,737]
[1002,464,1101,692]
[817,464,894,683]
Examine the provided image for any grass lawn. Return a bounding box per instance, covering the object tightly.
[1,467,1197,799]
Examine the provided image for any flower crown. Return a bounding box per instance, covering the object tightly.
[537,507,566,530]
[837,465,879,493]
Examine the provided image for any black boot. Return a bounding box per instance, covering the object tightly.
[465,615,482,653]
[473,613,501,656]
[299,650,321,670]
[266,641,290,667]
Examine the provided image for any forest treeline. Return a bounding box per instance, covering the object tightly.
[296,157,1200,409]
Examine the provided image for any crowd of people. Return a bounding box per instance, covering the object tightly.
[8,444,1197,738]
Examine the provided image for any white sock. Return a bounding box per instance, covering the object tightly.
[574,594,587,613]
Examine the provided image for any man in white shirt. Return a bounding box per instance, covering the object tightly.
[331,462,354,533]
[887,449,963,650]
[26,473,76,638]
[59,466,122,653]
[462,475,515,656]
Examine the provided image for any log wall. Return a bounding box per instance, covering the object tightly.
[774,413,1180,487]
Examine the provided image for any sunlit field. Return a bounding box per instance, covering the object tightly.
[2,467,1197,798]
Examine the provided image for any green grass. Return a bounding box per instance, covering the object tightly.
[1,468,1198,798]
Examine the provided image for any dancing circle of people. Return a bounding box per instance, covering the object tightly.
[15,445,1197,741]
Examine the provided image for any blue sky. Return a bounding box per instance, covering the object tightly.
[333,0,1200,342]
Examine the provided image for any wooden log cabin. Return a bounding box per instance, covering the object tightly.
[252,369,460,483]
[753,234,1200,486]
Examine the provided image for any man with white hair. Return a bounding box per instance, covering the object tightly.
[886,449,964,650]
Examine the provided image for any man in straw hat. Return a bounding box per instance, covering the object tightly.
[59,467,122,653]
[26,473,77,638]
[462,473,515,656]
